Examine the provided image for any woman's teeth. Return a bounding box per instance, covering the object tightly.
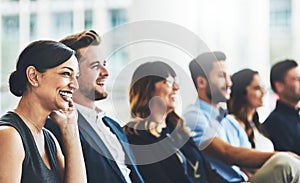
[59,91,72,100]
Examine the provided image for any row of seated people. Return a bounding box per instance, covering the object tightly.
[0,29,300,183]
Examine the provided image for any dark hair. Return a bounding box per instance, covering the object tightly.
[189,51,226,90]
[227,69,265,148]
[9,40,74,97]
[125,61,190,138]
[129,61,176,118]
[60,30,101,61]
[270,59,298,93]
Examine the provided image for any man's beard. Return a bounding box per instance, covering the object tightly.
[82,89,108,101]
[94,91,108,101]
[206,84,227,104]
[284,92,300,104]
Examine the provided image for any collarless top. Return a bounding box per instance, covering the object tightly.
[0,111,61,183]
[263,100,300,155]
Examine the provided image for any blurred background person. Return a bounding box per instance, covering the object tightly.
[184,51,300,183]
[124,61,211,183]
[263,60,300,155]
[228,68,274,152]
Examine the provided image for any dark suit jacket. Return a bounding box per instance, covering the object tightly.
[45,112,144,183]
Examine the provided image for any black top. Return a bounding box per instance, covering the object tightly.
[0,112,61,183]
[124,120,209,183]
[263,100,300,155]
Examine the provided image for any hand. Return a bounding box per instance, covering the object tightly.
[50,107,78,129]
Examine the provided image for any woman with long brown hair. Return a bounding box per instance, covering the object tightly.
[227,68,273,152]
[123,61,210,183]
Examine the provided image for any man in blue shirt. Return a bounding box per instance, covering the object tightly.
[183,51,300,182]
[263,60,300,155]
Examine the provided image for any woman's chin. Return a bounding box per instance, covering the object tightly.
[166,107,175,113]
[57,102,70,111]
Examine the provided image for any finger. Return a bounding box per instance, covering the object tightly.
[68,99,74,108]
[50,110,64,120]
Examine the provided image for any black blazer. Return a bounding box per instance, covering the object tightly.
[46,112,144,183]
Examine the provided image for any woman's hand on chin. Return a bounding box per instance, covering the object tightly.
[50,105,78,129]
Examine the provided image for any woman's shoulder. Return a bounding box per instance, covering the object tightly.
[123,120,145,135]
[0,111,30,161]
[0,111,18,124]
[123,121,138,138]
[0,125,25,182]
[0,112,24,140]
[0,124,25,158]
[124,120,158,144]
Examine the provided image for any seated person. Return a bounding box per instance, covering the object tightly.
[0,40,86,182]
[124,61,211,183]
[183,51,300,183]
[227,69,274,152]
[45,30,144,183]
[263,60,300,155]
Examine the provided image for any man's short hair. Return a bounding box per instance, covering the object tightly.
[189,51,226,89]
[60,30,101,61]
[270,59,298,93]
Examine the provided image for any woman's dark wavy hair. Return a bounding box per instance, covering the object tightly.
[227,69,266,148]
[124,61,190,138]
[9,40,74,97]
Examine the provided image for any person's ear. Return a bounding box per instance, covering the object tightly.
[274,81,284,94]
[196,76,207,90]
[26,66,40,87]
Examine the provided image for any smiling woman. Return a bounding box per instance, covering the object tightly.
[0,40,86,183]
[32,57,79,110]
[123,61,212,183]
[227,69,273,152]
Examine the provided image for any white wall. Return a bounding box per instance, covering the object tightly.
[128,0,271,120]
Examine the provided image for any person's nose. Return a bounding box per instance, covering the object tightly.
[225,74,232,87]
[261,87,265,96]
[173,81,179,90]
[100,65,109,77]
[70,76,79,90]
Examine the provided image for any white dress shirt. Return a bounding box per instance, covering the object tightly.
[252,123,274,152]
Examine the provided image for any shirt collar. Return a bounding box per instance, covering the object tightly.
[217,107,228,121]
[196,98,226,121]
[276,100,300,115]
[75,103,106,121]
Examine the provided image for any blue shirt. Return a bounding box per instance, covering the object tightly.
[263,100,300,155]
[183,99,251,182]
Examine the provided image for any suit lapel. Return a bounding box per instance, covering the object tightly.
[102,117,140,168]
[77,112,126,182]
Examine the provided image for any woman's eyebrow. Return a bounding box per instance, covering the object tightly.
[61,66,74,72]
